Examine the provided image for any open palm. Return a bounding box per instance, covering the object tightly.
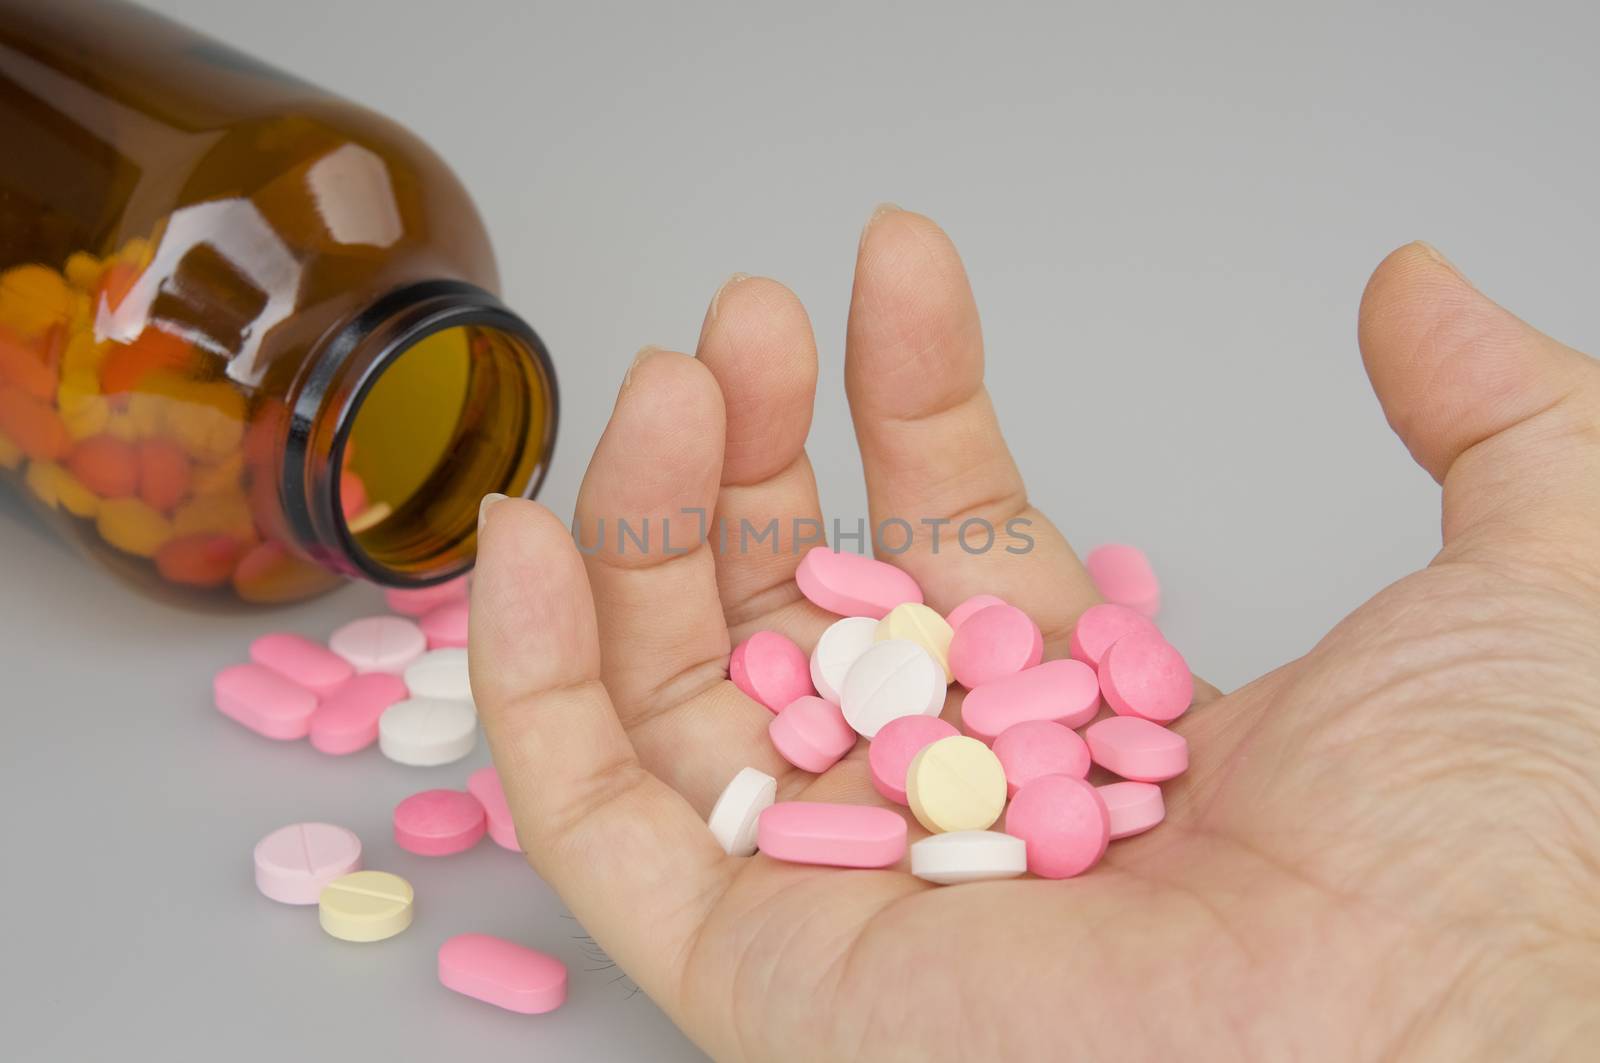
[470,210,1600,1061]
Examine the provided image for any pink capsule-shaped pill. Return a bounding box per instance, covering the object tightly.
[467,766,521,852]
[1085,544,1159,617]
[947,604,1042,688]
[385,574,470,617]
[945,593,1007,631]
[1098,781,1165,840]
[419,599,469,649]
[769,696,856,773]
[795,547,923,620]
[1069,603,1159,669]
[249,632,354,695]
[1004,774,1109,879]
[213,663,318,740]
[1098,629,1192,723]
[1084,716,1188,782]
[991,720,1091,797]
[438,933,567,1014]
[730,631,815,714]
[960,658,1100,742]
[867,715,960,804]
[393,789,487,856]
[757,802,907,868]
[308,672,410,755]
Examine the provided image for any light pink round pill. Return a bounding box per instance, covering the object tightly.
[729,630,814,713]
[1098,629,1193,723]
[438,933,567,1014]
[386,574,470,617]
[756,802,907,868]
[1068,603,1159,669]
[393,789,487,856]
[795,547,923,620]
[329,615,428,674]
[867,715,959,804]
[945,593,1007,631]
[419,600,469,649]
[249,632,354,695]
[991,720,1091,797]
[1084,715,1188,782]
[769,696,856,773]
[253,822,362,905]
[308,672,410,755]
[960,658,1100,741]
[467,766,521,852]
[1098,781,1166,839]
[1004,774,1109,879]
[947,604,1042,688]
[1085,544,1160,617]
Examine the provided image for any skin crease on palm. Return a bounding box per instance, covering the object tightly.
[466,207,1600,1061]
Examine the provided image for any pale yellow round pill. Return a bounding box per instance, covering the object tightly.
[875,602,954,683]
[318,870,414,943]
[906,735,1007,834]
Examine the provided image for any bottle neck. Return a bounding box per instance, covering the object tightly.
[282,280,557,587]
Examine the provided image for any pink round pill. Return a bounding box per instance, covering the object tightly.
[213,663,318,740]
[868,715,960,804]
[329,615,428,674]
[945,593,1007,631]
[1068,603,1159,669]
[467,766,521,852]
[960,658,1100,742]
[249,632,354,695]
[756,802,907,868]
[729,630,814,714]
[419,600,469,650]
[1098,781,1166,839]
[308,672,410,755]
[1084,715,1188,782]
[947,604,1042,688]
[438,933,567,1014]
[1085,543,1160,617]
[1004,774,1109,879]
[386,574,470,617]
[253,822,362,905]
[991,720,1090,797]
[393,789,487,856]
[1098,629,1193,723]
[795,547,923,620]
[769,696,856,773]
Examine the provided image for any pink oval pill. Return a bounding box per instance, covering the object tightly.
[438,933,567,1014]
[385,573,470,617]
[945,593,1007,631]
[947,604,1042,688]
[1098,629,1192,723]
[253,822,362,904]
[1084,715,1188,782]
[757,802,907,868]
[213,663,318,740]
[729,631,815,713]
[1098,781,1166,840]
[769,695,856,773]
[1069,603,1159,669]
[991,720,1090,796]
[308,672,410,755]
[418,600,469,649]
[467,766,521,852]
[795,547,923,620]
[393,789,487,856]
[1004,774,1109,879]
[868,715,959,804]
[960,658,1100,742]
[1085,543,1159,617]
[249,632,354,695]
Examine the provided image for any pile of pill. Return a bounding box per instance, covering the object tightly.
[710,543,1188,881]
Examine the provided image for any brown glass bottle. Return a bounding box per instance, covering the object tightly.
[0,0,556,605]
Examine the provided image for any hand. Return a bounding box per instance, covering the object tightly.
[469,209,1600,1060]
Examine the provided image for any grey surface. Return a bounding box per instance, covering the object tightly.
[5,1,1599,1060]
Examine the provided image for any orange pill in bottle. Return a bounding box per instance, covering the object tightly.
[0,0,557,607]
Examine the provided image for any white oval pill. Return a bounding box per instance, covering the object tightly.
[840,639,945,739]
[707,767,777,857]
[402,648,473,704]
[910,830,1027,885]
[378,697,477,766]
[329,616,427,674]
[809,617,879,704]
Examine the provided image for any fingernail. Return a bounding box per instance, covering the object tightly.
[1416,241,1468,282]
[478,492,508,531]
[859,202,903,247]
[708,273,753,324]
[622,345,663,391]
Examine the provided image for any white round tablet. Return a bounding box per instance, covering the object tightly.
[329,616,427,675]
[402,648,473,704]
[910,830,1027,885]
[809,616,879,704]
[840,639,945,739]
[377,697,477,766]
[707,767,776,857]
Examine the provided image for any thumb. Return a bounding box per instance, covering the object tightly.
[1358,242,1600,554]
